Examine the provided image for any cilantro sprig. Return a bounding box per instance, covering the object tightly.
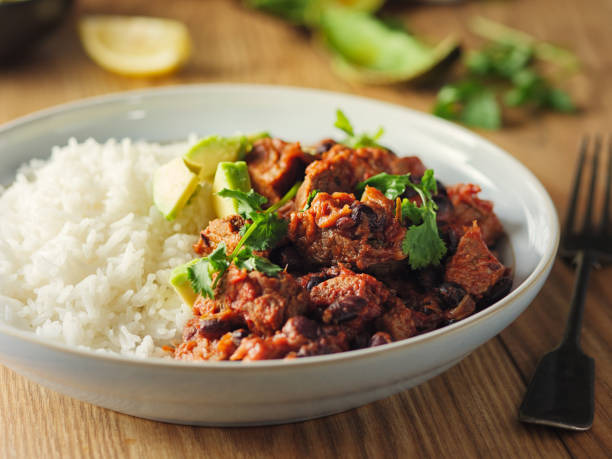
[356,170,446,270]
[433,19,577,130]
[334,109,385,149]
[186,182,300,299]
[301,189,320,212]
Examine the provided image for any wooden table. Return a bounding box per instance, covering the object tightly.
[1,0,610,457]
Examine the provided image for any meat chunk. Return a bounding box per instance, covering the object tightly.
[246,138,314,203]
[208,265,310,336]
[307,264,398,339]
[376,300,417,341]
[446,183,504,247]
[288,187,406,270]
[193,215,245,256]
[444,221,507,300]
[295,144,426,209]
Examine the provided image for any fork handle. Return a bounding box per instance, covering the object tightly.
[561,250,593,348]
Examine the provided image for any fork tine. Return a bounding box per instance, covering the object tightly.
[582,135,602,232]
[564,136,589,236]
[600,137,612,233]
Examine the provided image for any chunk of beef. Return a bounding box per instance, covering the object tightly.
[213,265,310,336]
[446,183,504,247]
[193,215,245,256]
[376,300,417,341]
[246,138,314,203]
[289,187,406,270]
[307,264,397,339]
[295,144,426,208]
[444,221,507,300]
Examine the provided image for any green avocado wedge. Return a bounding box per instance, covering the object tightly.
[183,135,248,179]
[153,157,200,221]
[320,7,460,84]
[169,259,199,307]
[212,161,252,218]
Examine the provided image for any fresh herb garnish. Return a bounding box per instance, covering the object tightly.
[234,247,283,276]
[187,182,301,299]
[302,189,320,211]
[216,188,268,219]
[334,109,385,148]
[433,19,577,129]
[400,170,447,269]
[187,243,229,300]
[356,172,413,200]
[433,81,501,130]
[357,169,446,270]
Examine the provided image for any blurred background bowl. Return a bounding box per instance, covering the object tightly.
[0,0,73,63]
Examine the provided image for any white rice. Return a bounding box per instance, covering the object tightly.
[0,137,215,357]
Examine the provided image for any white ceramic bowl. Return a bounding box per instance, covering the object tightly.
[0,84,558,426]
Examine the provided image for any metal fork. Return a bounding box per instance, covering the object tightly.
[519,136,612,430]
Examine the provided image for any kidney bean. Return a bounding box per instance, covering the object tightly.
[323,296,367,324]
[197,318,234,340]
[306,274,329,291]
[282,316,319,341]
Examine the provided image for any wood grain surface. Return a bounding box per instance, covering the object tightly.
[1,0,611,457]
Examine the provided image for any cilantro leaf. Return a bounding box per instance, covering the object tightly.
[356,172,413,200]
[434,80,501,130]
[302,189,320,211]
[401,199,423,225]
[462,89,501,130]
[334,109,354,136]
[187,243,229,299]
[335,109,385,148]
[419,169,438,196]
[402,212,447,270]
[396,170,447,269]
[177,183,299,300]
[243,212,288,251]
[216,189,267,219]
[234,247,283,276]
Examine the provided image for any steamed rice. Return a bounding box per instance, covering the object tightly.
[0,137,215,357]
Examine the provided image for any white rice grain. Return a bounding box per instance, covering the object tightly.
[0,137,214,357]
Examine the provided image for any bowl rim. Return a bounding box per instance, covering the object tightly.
[0,83,560,370]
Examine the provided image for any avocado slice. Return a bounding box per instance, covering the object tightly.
[170,259,199,307]
[212,161,252,218]
[153,157,200,221]
[183,135,247,179]
[320,7,459,84]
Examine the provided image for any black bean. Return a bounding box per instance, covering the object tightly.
[436,282,467,309]
[350,203,384,233]
[314,139,336,155]
[480,272,513,308]
[283,316,319,340]
[324,296,367,324]
[197,318,234,340]
[306,274,329,291]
